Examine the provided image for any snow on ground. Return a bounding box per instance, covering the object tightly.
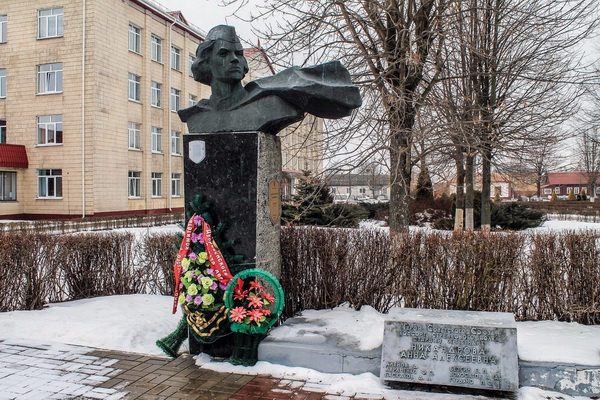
[0,295,598,399]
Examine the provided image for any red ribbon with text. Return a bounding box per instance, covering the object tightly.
[202,220,233,284]
[172,214,196,314]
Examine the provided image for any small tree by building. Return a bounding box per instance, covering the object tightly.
[568,190,576,201]
[551,192,558,201]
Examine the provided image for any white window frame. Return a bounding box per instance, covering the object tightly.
[37,63,63,94]
[128,73,141,102]
[37,115,63,145]
[38,169,62,199]
[151,126,162,153]
[0,119,5,143]
[151,81,162,107]
[151,35,162,63]
[0,171,16,201]
[171,46,181,70]
[128,122,141,150]
[38,7,63,39]
[128,24,141,53]
[170,88,180,112]
[171,173,181,197]
[188,54,195,76]
[0,15,7,43]
[188,94,197,107]
[128,171,141,198]
[554,187,560,194]
[151,172,162,197]
[543,188,552,195]
[0,69,5,98]
[171,130,181,155]
[574,187,580,194]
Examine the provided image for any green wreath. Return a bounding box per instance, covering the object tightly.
[224,268,284,335]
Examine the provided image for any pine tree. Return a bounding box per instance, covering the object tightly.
[415,166,434,202]
[282,171,333,225]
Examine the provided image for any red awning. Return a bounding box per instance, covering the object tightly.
[0,144,28,168]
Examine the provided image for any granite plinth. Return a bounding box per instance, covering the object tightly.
[183,131,281,277]
[380,309,518,392]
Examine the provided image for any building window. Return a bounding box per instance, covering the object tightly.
[574,187,580,194]
[151,81,162,107]
[171,130,181,155]
[38,7,63,39]
[128,73,141,101]
[170,88,180,112]
[38,63,63,94]
[0,120,5,143]
[128,122,141,150]
[171,173,181,197]
[0,69,5,97]
[0,171,16,201]
[543,188,552,195]
[151,126,162,152]
[151,35,162,63]
[38,169,62,198]
[188,54,195,76]
[171,46,181,70]
[596,187,600,195]
[151,172,162,197]
[188,94,197,107]
[0,15,6,43]
[37,115,63,145]
[555,187,560,194]
[128,171,141,198]
[128,24,141,53]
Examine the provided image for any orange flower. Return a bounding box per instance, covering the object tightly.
[230,307,247,323]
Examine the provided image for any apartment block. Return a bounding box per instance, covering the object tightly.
[0,0,323,219]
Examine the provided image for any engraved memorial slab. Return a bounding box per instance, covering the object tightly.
[269,180,281,225]
[380,309,518,392]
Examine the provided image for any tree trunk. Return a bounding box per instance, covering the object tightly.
[388,113,414,234]
[454,150,465,231]
[481,146,492,231]
[465,153,475,231]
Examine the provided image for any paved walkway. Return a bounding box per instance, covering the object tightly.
[0,340,392,400]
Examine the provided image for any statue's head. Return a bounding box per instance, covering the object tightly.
[191,25,249,86]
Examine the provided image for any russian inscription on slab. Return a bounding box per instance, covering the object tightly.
[381,309,518,392]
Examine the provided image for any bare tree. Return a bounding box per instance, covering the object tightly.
[577,126,600,199]
[224,0,451,233]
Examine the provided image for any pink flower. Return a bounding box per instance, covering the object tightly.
[191,233,201,243]
[206,268,214,276]
[261,292,275,304]
[194,296,203,305]
[230,307,247,323]
[248,308,264,323]
[247,294,263,308]
[188,251,197,261]
[210,282,218,291]
[185,295,193,302]
[193,215,204,225]
[218,282,228,291]
[249,279,265,292]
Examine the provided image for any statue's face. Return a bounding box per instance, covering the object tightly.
[209,39,247,84]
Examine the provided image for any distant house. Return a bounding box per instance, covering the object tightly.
[542,172,600,198]
[445,173,522,200]
[326,173,390,200]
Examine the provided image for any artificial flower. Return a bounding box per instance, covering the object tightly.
[229,307,247,323]
[193,215,204,225]
[187,284,199,296]
[249,279,265,292]
[194,296,203,305]
[247,294,263,308]
[178,293,185,303]
[202,294,214,306]
[248,308,265,324]
[198,252,208,263]
[185,295,193,303]
[201,277,214,289]
[261,292,275,304]
[181,258,191,269]
[188,251,197,261]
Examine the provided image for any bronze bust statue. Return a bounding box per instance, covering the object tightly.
[178,25,361,135]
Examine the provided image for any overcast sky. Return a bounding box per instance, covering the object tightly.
[157,0,262,47]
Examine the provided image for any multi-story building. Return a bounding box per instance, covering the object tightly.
[0,0,323,219]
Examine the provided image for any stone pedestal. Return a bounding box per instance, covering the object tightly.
[380,308,518,392]
[183,131,281,277]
